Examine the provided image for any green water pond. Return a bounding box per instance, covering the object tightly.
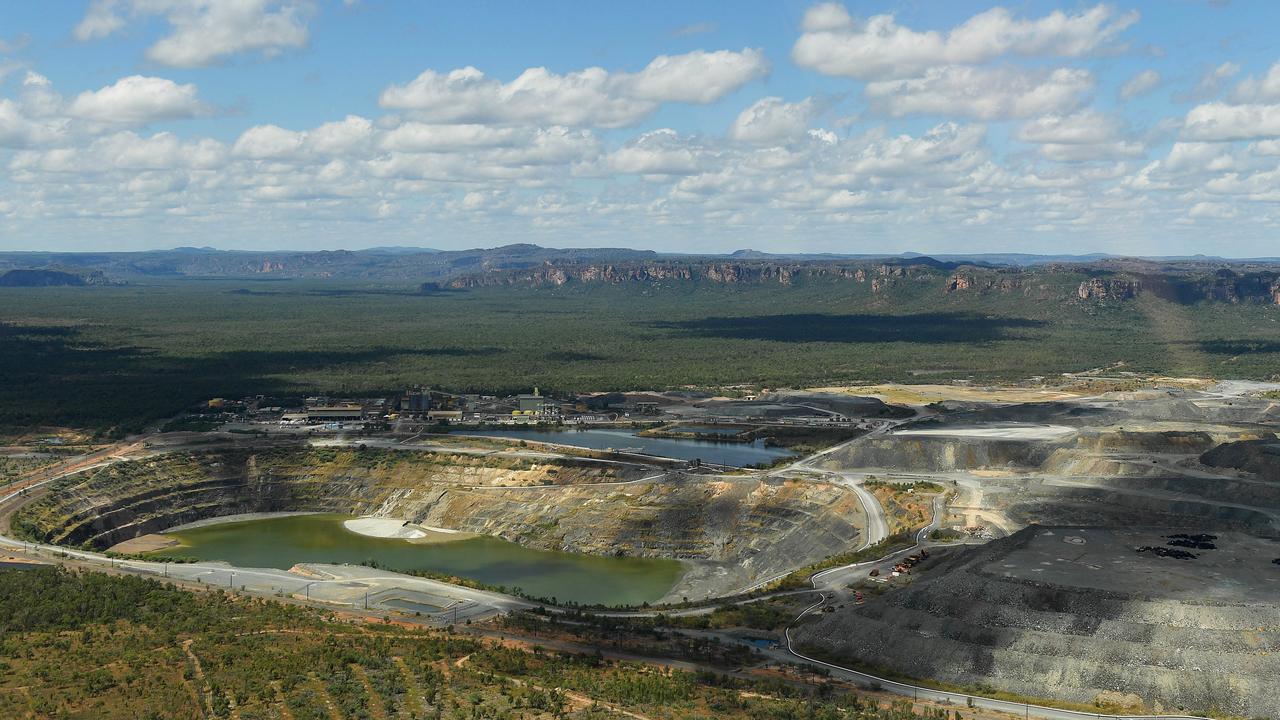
[153,514,685,607]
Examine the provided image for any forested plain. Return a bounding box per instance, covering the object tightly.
[0,566,967,719]
[3,275,1279,435]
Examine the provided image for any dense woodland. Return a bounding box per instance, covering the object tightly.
[3,274,1280,435]
[0,566,969,720]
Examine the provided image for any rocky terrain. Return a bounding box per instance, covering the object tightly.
[10,446,865,601]
[794,526,1280,717]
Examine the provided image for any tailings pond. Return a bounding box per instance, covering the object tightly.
[153,514,685,607]
[458,428,796,466]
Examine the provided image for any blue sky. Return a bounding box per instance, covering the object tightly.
[1,1,1279,255]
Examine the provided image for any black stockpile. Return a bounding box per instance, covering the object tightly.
[1137,546,1198,560]
[1166,533,1218,550]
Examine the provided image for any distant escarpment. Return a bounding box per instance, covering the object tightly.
[1076,268,1280,304]
[435,258,1280,306]
[11,446,866,601]
[0,268,112,287]
[438,258,974,291]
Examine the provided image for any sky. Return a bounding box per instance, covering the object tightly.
[1,1,1279,255]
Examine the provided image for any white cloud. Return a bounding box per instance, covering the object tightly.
[1251,139,1280,155]
[792,3,1136,80]
[67,75,205,125]
[1233,61,1280,102]
[865,66,1093,119]
[625,49,768,103]
[1162,142,1237,173]
[842,122,986,177]
[1017,111,1120,144]
[232,124,304,160]
[74,0,311,68]
[380,122,521,152]
[1120,69,1161,99]
[1038,141,1143,162]
[1203,168,1280,200]
[608,129,708,175]
[380,66,647,128]
[74,0,125,41]
[10,131,226,173]
[0,99,62,148]
[306,115,373,155]
[729,96,823,144]
[1187,201,1236,219]
[231,116,374,161]
[1182,102,1280,141]
[379,49,768,128]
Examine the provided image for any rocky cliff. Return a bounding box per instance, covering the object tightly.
[1077,269,1280,304]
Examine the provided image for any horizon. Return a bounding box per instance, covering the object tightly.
[2,242,1280,262]
[2,1,1279,255]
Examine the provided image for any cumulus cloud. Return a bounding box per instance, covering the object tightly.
[792,3,1136,80]
[232,115,372,161]
[0,73,206,148]
[74,0,125,41]
[608,129,709,175]
[380,49,768,128]
[0,99,59,148]
[74,0,311,68]
[1187,201,1236,219]
[1182,102,1280,141]
[9,3,1279,252]
[10,131,225,173]
[729,96,824,144]
[1120,69,1161,99]
[1233,60,1280,102]
[625,49,768,103]
[865,66,1094,119]
[1017,110,1121,144]
[1037,141,1143,162]
[67,76,205,125]
[380,122,521,152]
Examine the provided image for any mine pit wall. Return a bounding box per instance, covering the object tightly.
[832,428,1260,476]
[976,474,1280,534]
[822,435,1063,472]
[794,528,1280,718]
[10,447,865,601]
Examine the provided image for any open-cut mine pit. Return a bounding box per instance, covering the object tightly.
[8,445,868,602]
